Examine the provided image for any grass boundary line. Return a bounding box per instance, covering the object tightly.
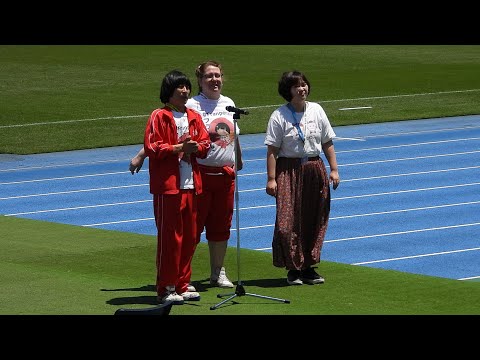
[2,88,479,129]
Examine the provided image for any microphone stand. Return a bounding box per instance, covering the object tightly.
[210,107,290,310]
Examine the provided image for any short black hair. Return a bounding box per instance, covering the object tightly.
[215,122,230,133]
[277,70,311,102]
[159,70,192,103]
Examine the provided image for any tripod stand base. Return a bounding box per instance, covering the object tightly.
[210,284,290,310]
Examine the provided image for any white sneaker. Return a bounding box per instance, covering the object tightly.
[210,267,234,288]
[187,284,196,292]
[180,291,201,301]
[158,286,184,305]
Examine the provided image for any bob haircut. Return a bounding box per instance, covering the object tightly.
[277,70,311,102]
[160,70,192,104]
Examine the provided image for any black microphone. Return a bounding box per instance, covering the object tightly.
[226,106,249,115]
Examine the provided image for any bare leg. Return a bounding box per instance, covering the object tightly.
[209,240,233,288]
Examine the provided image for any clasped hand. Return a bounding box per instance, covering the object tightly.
[182,137,198,154]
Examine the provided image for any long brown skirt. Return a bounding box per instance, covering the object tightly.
[272,157,331,270]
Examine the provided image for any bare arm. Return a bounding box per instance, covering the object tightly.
[322,140,340,190]
[266,145,279,197]
[235,137,243,171]
[129,147,146,175]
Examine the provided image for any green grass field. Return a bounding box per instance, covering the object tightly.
[1,45,479,315]
[1,216,479,315]
[1,45,480,154]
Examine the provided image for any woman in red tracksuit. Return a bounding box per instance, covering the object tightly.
[143,70,210,305]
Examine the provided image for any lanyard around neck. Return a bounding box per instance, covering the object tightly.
[287,103,305,142]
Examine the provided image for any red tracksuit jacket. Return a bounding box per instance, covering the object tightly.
[144,107,211,195]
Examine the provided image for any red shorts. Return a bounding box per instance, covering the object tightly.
[196,167,235,243]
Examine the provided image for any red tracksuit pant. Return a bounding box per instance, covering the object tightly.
[153,190,197,296]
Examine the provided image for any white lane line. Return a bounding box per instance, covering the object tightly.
[318,89,480,103]
[0,184,148,200]
[0,115,148,129]
[324,222,480,243]
[83,218,480,239]
[458,275,480,280]
[360,124,480,140]
[335,137,480,154]
[0,171,131,185]
[2,178,479,202]
[2,133,479,173]
[228,149,480,168]
[340,150,480,167]
[341,165,480,183]
[234,179,480,201]
[15,146,477,187]
[4,200,151,216]
[8,198,479,221]
[352,247,480,265]
[339,106,372,111]
[335,137,366,141]
[330,200,480,220]
[83,218,154,226]
[332,182,480,202]
[0,158,138,173]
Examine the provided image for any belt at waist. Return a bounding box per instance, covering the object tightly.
[278,156,320,162]
[198,164,235,179]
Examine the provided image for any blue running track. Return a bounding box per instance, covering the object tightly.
[1,115,479,281]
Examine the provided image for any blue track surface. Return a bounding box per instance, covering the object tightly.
[1,115,479,281]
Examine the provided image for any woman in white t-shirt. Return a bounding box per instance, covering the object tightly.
[264,70,340,286]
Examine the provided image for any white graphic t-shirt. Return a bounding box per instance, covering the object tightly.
[173,110,194,189]
[264,101,336,158]
[187,94,240,168]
